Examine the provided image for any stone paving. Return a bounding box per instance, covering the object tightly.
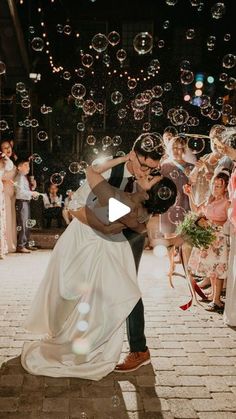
[0,249,236,418]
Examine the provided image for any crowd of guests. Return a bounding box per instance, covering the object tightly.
[0,139,74,258]
[146,127,236,325]
[1,130,236,326]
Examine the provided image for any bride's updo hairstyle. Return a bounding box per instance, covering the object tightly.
[144,176,177,214]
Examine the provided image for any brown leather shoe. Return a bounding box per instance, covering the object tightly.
[16,247,31,253]
[115,349,150,372]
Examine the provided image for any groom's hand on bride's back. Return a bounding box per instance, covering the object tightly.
[103,222,126,235]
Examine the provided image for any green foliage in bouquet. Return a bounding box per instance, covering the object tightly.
[176,212,216,249]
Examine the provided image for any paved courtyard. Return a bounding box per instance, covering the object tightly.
[0,249,236,419]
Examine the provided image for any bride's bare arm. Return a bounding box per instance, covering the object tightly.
[86,155,130,206]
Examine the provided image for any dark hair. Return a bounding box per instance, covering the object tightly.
[144,176,177,214]
[133,133,165,161]
[214,169,230,187]
[16,156,29,167]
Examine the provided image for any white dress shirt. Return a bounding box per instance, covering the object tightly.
[69,156,134,210]
[15,173,34,200]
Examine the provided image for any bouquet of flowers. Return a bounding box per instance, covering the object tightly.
[176,212,216,249]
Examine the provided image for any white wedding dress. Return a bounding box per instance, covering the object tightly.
[21,203,141,380]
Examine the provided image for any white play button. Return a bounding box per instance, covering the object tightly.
[108,197,131,222]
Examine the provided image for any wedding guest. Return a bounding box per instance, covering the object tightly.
[160,136,193,235]
[62,189,74,225]
[189,135,224,206]
[42,183,63,228]
[223,147,236,326]
[15,157,39,253]
[0,140,17,252]
[0,152,14,259]
[185,171,230,312]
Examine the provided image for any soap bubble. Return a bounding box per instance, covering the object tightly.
[0,61,6,75]
[116,49,127,62]
[170,170,179,179]
[75,68,85,78]
[16,82,26,92]
[108,31,120,46]
[0,120,9,131]
[77,122,85,131]
[164,82,172,91]
[186,29,195,40]
[71,83,86,99]
[56,24,63,33]
[163,20,170,29]
[40,104,48,114]
[50,173,64,185]
[210,109,221,120]
[72,338,90,355]
[211,2,226,19]
[225,77,236,90]
[77,161,88,174]
[199,95,211,109]
[133,32,153,54]
[83,99,96,115]
[63,24,72,35]
[63,71,71,80]
[187,137,205,154]
[26,219,36,228]
[165,0,178,5]
[24,119,31,128]
[168,205,186,225]
[216,97,224,106]
[222,54,236,69]
[172,108,189,125]
[68,161,79,175]
[143,122,151,131]
[157,40,165,48]
[150,59,160,71]
[86,135,96,145]
[151,101,163,116]
[158,186,172,200]
[180,60,191,71]
[37,131,48,141]
[127,78,137,89]
[21,99,31,108]
[219,72,228,82]
[223,33,231,42]
[102,136,112,147]
[102,53,111,66]
[140,132,163,152]
[180,70,194,85]
[201,105,214,116]
[111,91,123,105]
[134,110,144,120]
[111,135,121,146]
[118,108,127,119]
[92,33,108,52]
[75,99,84,109]
[222,103,232,116]
[151,85,163,98]
[82,54,93,68]
[31,153,42,164]
[31,119,39,128]
[31,37,44,51]
[207,35,216,50]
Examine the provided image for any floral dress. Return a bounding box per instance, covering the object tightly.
[188,197,230,280]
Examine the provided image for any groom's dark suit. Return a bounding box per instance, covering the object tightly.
[108,161,146,352]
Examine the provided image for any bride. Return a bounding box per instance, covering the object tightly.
[21,154,163,380]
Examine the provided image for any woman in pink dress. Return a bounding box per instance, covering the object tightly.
[185,171,230,312]
[0,140,17,252]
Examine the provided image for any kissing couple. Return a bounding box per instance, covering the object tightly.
[21,134,176,381]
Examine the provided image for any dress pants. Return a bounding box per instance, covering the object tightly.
[16,199,30,248]
[123,229,146,352]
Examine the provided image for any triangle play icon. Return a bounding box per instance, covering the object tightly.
[108,197,131,222]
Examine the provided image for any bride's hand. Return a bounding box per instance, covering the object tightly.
[103,222,126,235]
[137,174,162,191]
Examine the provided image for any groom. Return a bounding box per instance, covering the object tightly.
[71,134,164,372]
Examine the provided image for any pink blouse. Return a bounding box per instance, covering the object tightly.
[203,196,229,223]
